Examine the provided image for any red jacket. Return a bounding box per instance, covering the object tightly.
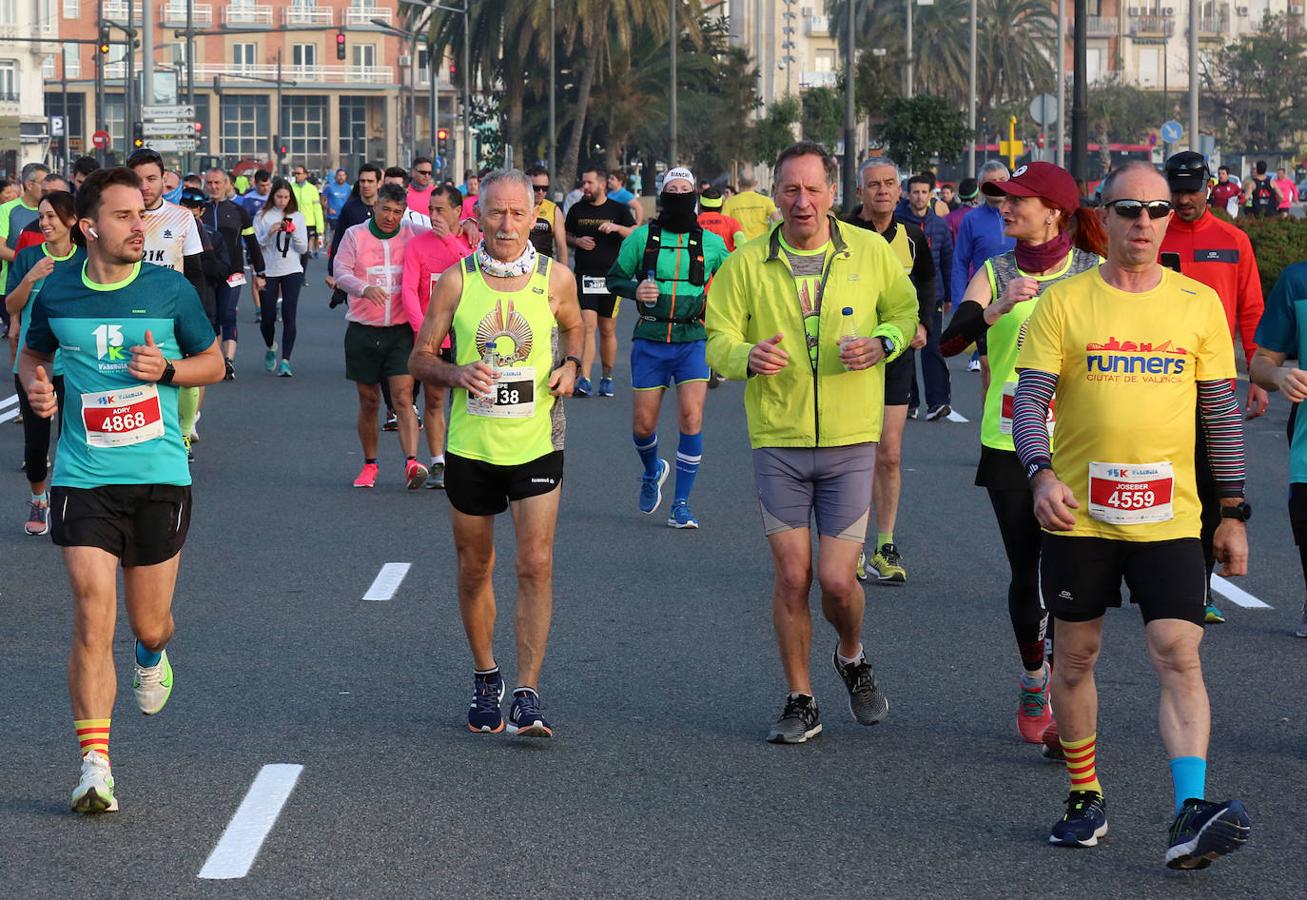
[697,211,743,252]
[1158,210,1263,365]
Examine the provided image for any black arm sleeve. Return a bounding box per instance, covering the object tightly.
[940,300,988,357]
[182,253,205,298]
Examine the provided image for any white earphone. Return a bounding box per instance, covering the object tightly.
[86,226,97,239]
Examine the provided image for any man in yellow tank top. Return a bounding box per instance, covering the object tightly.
[410,169,583,739]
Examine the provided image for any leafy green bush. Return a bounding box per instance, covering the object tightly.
[1211,210,1307,297]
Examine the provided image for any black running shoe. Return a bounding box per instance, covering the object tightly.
[506,688,553,737]
[832,649,889,725]
[1165,798,1251,870]
[382,410,398,432]
[1049,791,1108,847]
[223,358,235,381]
[766,693,822,744]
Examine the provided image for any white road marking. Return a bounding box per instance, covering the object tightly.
[198,763,304,880]
[0,393,17,409]
[945,410,970,423]
[363,562,411,601]
[1210,575,1272,609]
[0,408,18,425]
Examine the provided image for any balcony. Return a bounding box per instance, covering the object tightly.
[222,5,273,26]
[161,3,213,26]
[193,63,395,85]
[799,70,838,88]
[345,6,390,26]
[1128,14,1176,37]
[1197,10,1230,35]
[104,0,144,24]
[806,15,830,36]
[284,6,334,26]
[1086,16,1118,36]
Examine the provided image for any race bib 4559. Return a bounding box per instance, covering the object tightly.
[1088,461,1174,525]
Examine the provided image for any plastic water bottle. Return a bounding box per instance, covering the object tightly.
[838,306,857,370]
[642,269,657,307]
[476,345,498,409]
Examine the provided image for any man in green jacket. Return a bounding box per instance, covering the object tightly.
[705,141,918,744]
[608,167,729,529]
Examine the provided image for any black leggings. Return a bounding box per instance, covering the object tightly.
[14,372,65,486]
[259,274,302,360]
[986,485,1052,668]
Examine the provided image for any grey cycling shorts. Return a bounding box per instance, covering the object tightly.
[751,444,874,542]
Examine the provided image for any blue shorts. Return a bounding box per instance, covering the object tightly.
[631,338,710,391]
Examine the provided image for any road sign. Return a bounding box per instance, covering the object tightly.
[144,138,198,153]
[433,154,445,170]
[143,104,195,120]
[1029,93,1058,126]
[142,122,193,137]
[1161,120,1184,144]
[50,116,64,138]
[92,129,111,150]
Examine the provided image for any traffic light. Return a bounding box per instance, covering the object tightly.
[193,121,203,135]
[98,26,110,55]
[132,123,144,150]
[436,128,448,158]
[274,136,287,159]
[336,31,346,61]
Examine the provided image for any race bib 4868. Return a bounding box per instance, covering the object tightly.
[80,384,165,448]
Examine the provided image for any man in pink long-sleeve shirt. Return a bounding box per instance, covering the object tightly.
[401,182,474,489]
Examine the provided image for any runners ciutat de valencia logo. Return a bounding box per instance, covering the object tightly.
[1085,336,1188,384]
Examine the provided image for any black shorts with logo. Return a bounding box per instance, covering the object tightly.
[1039,533,1206,626]
[445,450,564,516]
[884,348,916,407]
[50,484,192,567]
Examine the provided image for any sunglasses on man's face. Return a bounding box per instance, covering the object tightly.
[415,169,432,176]
[532,184,549,193]
[1106,199,1172,220]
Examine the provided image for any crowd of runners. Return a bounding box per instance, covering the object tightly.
[11,137,1307,874]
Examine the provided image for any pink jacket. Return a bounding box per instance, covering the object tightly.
[401,229,474,342]
[333,220,426,327]
[407,183,435,216]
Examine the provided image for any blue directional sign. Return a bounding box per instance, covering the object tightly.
[1160,120,1184,144]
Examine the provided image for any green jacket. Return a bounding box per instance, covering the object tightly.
[607,223,730,343]
[290,180,324,232]
[705,217,919,448]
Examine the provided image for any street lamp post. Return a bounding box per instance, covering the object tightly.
[549,0,556,189]
[670,0,677,165]
[843,0,856,212]
[968,0,977,176]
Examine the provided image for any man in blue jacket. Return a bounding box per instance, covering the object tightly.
[950,161,1014,382]
[896,174,953,419]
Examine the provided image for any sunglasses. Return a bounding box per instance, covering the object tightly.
[532,184,549,193]
[415,169,432,176]
[1106,199,1172,219]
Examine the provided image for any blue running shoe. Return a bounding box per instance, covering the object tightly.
[639,458,670,514]
[1166,798,1251,869]
[667,500,699,529]
[1050,791,1108,847]
[574,376,592,397]
[264,347,277,372]
[467,670,505,734]
[506,688,553,737]
[598,376,614,397]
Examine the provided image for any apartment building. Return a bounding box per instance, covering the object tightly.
[0,0,61,173]
[727,0,842,108]
[43,0,460,176]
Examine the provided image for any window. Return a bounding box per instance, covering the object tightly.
[352,44,376,69]
[292,43,317,69]
[339,95,368,172]
[291,0,316,7]
[1087,46,1105,84]
[813,49,836,72]
[43,55,56,79]
[0,61,16,101]
[1138,47,1161,87]
[63,45,81,79]
[63,0,78,18]
[233,43,257,70]
[220,95,268,158]
[103,92,124,149]
[282,95,328,167]
[0,0,15,25]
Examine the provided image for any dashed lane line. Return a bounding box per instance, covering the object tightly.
[1210,574,1273,609]
[198,763,304,880]
[363,562,411,601]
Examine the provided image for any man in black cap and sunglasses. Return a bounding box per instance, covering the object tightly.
[1161,150,1268,625]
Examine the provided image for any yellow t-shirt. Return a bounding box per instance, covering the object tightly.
[1016,267,1236,542]
[722,191,778,241]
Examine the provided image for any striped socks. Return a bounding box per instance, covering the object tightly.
[75,719,110,761]
[1061,733,1103,795]
[674,432,702,503]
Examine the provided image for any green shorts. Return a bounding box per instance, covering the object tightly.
[344,322,413,384]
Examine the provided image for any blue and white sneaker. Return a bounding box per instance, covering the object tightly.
[574,376,592,397]
[1050,791,1108,847]
[467,669,505,733]
[598,376,614,397]
[667,500,699,529]
[264,347,277,372]
[639,458,670,514]
[506,688,553,738]
[1166,798,1251,869]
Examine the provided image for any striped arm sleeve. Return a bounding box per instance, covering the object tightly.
[1198,378,1247,497]
[1012,369,1058,474]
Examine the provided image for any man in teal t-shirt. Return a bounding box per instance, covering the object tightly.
[18,166,225,816]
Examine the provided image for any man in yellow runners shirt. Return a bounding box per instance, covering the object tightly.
[1012,161,1252,868]
[410,168,582,739]
[721,174,779,242]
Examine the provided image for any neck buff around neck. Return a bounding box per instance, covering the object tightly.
[657,191,699,232]
[476,239,537,278]
[1015,228,1073,274]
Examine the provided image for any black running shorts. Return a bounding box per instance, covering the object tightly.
[883,348,915,407]
[50,484,191,567]
[445,450,564,516]
[1039,534,1206,626]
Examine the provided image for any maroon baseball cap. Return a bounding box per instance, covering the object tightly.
[981,161,1080,213]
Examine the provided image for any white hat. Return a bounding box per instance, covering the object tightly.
[664,167,695,189]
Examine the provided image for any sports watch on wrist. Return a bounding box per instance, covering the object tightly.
[158,361,176,386]
[878,336,896,358]
[1220,501,1252,522]
[565,355,582,372]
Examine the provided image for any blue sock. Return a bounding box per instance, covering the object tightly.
[135,640,162,668]
[674,432,702,503]
[634,432,659,478]
[1169,756,1206,813]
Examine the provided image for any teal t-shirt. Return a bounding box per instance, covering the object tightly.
[26,260,216,488]
[8,243,83,375]
[1255,259,1307,484]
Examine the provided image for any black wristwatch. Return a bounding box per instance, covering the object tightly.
[878,336,896,358]
[1220,501,1252,522]
[565,355,582,372]
[158,361,176,386]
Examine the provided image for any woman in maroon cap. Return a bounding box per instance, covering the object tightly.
[941,161,1106,754]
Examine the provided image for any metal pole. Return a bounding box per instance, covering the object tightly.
[142,0,153,104]
[906,0,913,99]
[842,0,856,212]
[96,0,105,164]
[409,30,417,167]
[1069,0,1087,189]
[753,0,762,118]
[548,0,556,189]
[967,0,976,176]
[669,0,677,165]
[275,48,282,169]
[429,41,437,160]
[462,0,470,176]
[1188,0,1198,150]
[62,68,69,172]
[1056,0,1065,167]
[186,0,195,173]
[126,0,136,152]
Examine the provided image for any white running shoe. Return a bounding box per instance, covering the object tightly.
[190,410,201,443]
[70,751,117,813]
[132,647,174,715]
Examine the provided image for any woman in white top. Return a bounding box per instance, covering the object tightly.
[254,177,309,376]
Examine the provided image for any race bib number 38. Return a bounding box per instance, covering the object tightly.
[81,384,165,448]
[1088,461,1174,525]
[467,366,536,419]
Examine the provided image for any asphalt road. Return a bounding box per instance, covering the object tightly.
[1,260,1303,897]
